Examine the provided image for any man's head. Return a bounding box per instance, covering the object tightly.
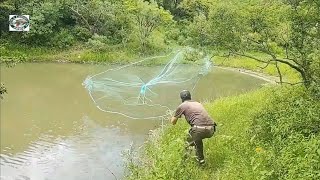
[180,90,191,102]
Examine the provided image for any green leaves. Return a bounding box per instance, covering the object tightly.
[250,86,320,179]
[124,0,173,52]
[180,0,319,89]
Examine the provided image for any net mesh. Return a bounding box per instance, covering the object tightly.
[82,48,212,119]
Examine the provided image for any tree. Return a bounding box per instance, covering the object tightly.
[19,1,64,45]
[125,0,173,50]
[0,1,15,37]
[178,0,210,20]
[201,0,320,89]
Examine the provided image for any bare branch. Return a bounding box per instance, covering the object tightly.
[230,51,268,63]
[230,50,306,82]
[275,61,283,84]
[257,59,272,69]
[274,57,304,76]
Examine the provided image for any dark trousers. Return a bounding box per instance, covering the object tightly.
[186,126,215,160]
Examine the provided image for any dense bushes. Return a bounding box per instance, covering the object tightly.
[125,86,320,179]
[0,0,172,56]
[250,87,320,179]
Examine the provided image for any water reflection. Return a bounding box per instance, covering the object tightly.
[1,116,143,180]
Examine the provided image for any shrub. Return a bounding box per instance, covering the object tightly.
[86,34,109,52]
[250,86,320,179]
[51,29,75,49]
[72,26,92,42]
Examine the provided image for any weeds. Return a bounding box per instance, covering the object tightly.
[125,86,320,180]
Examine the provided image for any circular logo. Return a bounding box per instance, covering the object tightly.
[9,15,30,31]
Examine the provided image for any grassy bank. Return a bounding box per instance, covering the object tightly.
[0,43,143,64]
[0,42,300,84]
[124,85,320,180]
[0,43,179,66]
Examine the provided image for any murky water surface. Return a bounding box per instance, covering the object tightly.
[0,63,266,180]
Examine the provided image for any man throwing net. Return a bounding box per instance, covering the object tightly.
[170,90,217,165]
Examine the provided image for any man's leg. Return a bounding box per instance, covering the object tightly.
[194,139,204,163]
[183,129,195,160]
[186,128,195,148]
[185,128,206,164]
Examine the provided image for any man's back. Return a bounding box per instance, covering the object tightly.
[171,90,216,164]
[174,100,214,126]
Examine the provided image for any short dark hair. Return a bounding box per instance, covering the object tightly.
[180,90,191,102]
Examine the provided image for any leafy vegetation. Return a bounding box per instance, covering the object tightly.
[124,86,320,180]
[2,0,319,88]
[0,0,173,61]
[177,0,320,91]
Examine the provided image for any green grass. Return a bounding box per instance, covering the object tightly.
[0,43,141,63]
[124,86,272,180]
[0,44,203,67]
[1,42,171,63]
[0,42,301,84]
[124,85,320,180]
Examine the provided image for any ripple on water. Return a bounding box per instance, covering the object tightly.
[1,117,143,180]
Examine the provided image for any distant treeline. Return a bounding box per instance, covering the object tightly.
[1,0,319,92]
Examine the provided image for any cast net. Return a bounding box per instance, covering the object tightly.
[82,48,212,119]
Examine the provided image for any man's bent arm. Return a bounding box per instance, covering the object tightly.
[171,116,178,125]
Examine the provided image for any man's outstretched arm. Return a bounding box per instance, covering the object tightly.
[171,116,178,125]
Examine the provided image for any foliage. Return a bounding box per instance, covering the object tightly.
[182,0,320,88]
[125,86,320,180]
[71,26,92,42]
[51,28,75,48]
[251,86,320,179]
[124,0,173,52]
[183,48,204,62]
[0,0,15,37]
[19,1,63,45]
[1,0,174,54]
[86,34,110,52]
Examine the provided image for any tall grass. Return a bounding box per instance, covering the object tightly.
[124,85,320,179]
[1,42,173,64]
[0,43,141,63]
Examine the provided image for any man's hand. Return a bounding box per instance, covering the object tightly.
[170,116,178,125]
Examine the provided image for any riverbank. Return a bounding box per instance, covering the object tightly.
[214,66,277,84]
[0,43,141,64]
[123,54,319,179]
[1,44,286,84]
[124,85,320,180]
[1,43,299,84]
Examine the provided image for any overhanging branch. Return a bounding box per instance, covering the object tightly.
[230,50,306,82]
